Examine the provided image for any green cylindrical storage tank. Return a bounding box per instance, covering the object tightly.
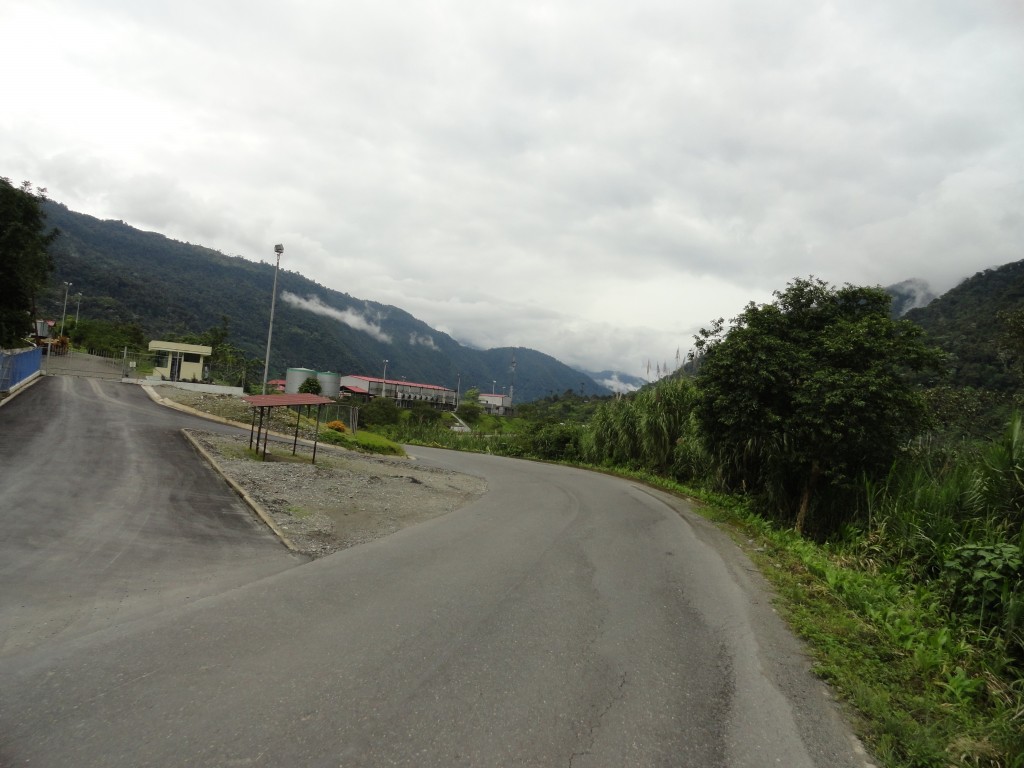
[317,371,340,398]
[285,367,317,394]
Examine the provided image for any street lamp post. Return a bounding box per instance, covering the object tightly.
[261,244,283,395]
[59,281,72,337]
[74,293,82,326]
[381,359,389,399]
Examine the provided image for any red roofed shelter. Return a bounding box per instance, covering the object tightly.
[242,393,335,463]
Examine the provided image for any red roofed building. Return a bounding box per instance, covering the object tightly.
[339,374,457,410]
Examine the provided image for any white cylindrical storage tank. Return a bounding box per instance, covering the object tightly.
[285,367,317,394]
[317,371,340,398]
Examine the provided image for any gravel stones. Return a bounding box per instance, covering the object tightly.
[188,430,487,558]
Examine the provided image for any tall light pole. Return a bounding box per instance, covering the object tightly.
[381,359,389,399]
[74,293,82,326]
[59,281,72,337]
[261,244,283,395]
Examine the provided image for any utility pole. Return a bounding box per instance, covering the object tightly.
[261,244,283,395]
[59,281,72,337]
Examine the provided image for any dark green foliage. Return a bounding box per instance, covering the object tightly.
[0,179,56,347]
[69,318,146,356]
[457,388,483,424]
[860,413,1024,665]
[298,376,322,395]
[358,396,400,427]
[906,260,1024,393]
[693,277,943,536]
[922,386,1016,443]
[406,401,443,426]
[524,421,584,461]
[585,378,701,477]
[515,389,607,424]
[943,543,1023,636]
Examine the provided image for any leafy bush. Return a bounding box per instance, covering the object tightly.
[298,376,322,395]
[942,543,1023,654]
[358,396,400,427]
[317,426,404,456]
[326,419,347,433]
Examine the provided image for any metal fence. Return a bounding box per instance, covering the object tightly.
[42,348,154,381]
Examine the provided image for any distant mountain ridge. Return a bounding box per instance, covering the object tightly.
[40,201,611,402]
[903,260,1024,391]
[885,278,937,317]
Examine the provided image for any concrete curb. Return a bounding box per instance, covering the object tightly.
[140,384,322,446]
[141,384,249,429]
[181,429,301,554]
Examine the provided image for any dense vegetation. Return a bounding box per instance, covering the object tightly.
[0,179,56,347]
[691,279,943,536]
[907,260,1024,393]
[364,277,1023,768]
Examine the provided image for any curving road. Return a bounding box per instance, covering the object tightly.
[0,377,871,767]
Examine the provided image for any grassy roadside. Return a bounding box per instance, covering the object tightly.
[391,420,1023,766]
[605,468,1023,768]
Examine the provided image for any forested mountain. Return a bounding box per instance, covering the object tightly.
[905,260,1024,392]
[38,201,610,402]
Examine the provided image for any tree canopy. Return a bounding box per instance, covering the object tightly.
[693,277,943,535]
[0,179,56,347]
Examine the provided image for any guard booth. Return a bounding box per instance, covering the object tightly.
[148,340,212,382]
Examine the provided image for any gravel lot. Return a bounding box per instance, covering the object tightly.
[149,387,487,558]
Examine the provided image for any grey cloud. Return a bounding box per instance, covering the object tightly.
[4,0,1022,379]
[409,332,439,351]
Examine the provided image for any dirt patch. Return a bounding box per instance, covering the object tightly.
[188,430,487,558]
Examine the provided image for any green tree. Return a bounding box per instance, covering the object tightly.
[0,178,57,347]
[407,400,443,426]
[359,396,400,427]
[458,387,483,425]
[997,307,1024,382]
[693,277,943,536]
[299,376,322,395]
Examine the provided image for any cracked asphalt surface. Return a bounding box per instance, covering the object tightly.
[0,377,871,767]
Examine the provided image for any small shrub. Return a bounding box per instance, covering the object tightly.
[299,376,322,395]
[326,419,347,433]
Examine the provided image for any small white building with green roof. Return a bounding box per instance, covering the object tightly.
[148,340,212,382]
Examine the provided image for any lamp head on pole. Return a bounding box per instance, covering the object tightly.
[274,244,284,255]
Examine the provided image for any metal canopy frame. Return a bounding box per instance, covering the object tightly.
[242,393,335,463]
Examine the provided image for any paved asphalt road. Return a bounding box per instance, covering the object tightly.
[0,377,872,768]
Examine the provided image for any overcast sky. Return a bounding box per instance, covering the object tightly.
[3,1,1022,380]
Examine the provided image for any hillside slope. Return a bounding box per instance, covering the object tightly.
[40,201,609,402]
[905,260,1024,391]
